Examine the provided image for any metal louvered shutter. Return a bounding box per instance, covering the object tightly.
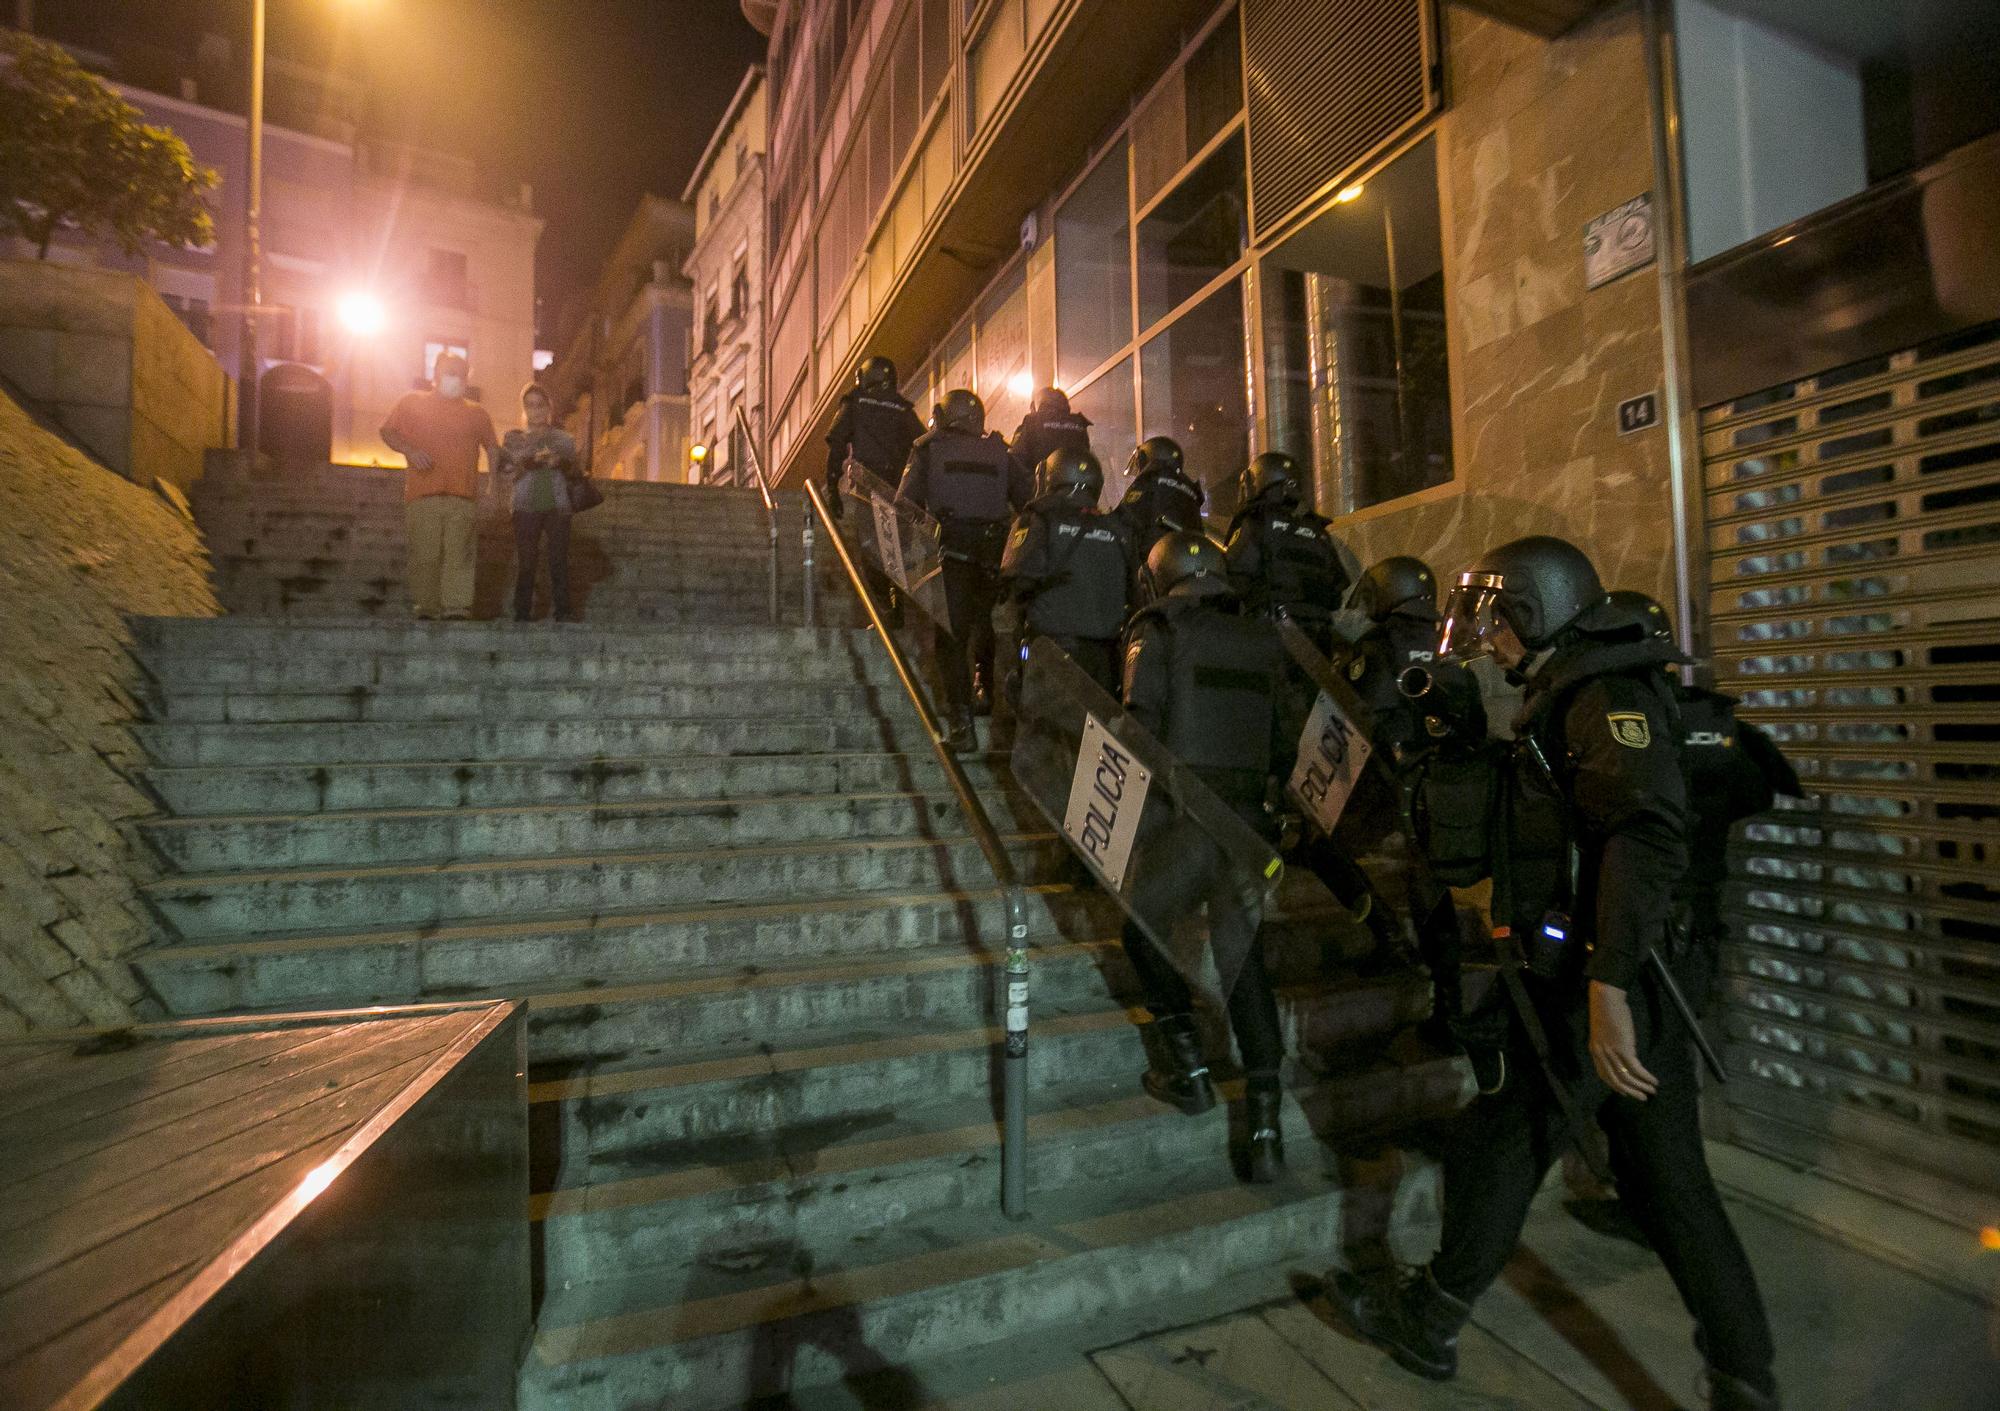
[1700,320,2000,1205]
[1241,0,1436,243]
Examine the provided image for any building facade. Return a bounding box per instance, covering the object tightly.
[684,68,770,489]
[543,197,697,484]
[752,0,2000,1216]
[16,45,542,467]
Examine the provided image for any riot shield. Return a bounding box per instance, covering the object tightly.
[1009,637,1283,1004]
[839,461,951,628]
[1276,620,1395,837]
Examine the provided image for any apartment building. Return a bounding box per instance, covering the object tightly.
[684,68,770,489]
[748,0,2000,1218]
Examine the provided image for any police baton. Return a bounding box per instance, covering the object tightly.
[1646,949,1727,1084]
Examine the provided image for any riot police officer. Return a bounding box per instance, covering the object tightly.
[1223,451,1352,647]
[1122,532,1290,1183]
[1603,588,1801,995]
[1332,537,1780,1411]
[998,448,1133,696]
[1007,387,1093,480]
[898,388,1032,747]
[1116,436,1206,561]
[1292,556,1467,980]
[824,355,925,512]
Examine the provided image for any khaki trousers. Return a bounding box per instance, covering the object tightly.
[406,493,478,617]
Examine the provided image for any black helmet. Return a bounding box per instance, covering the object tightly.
[1139,530,1232,603]
[1126,435,1184,480]
[1439,534,1605,660]
[1353,555,1438,622]
[936,387,985,435]
[1031,386,1071,416]
[1036,447,1103,502]
[1237,451,1301,509]
[856,356,897,391]
[1604,588,1674,642]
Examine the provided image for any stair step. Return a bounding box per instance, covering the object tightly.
[526,978,1433,1165]
[517,1070,1456,1411]
[143,830,1070,939]
[142,678,901,725]
[134,712,943,766]
[141,749,997,815]
[131,882,1120,1015]
[132,617,873,657]
[530,1044,1457,1294]
[138,787,1040,871]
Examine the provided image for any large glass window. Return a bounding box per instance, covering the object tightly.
[1140,277,1250,518]
[921,0,954,102]
[1054,139,1132,390]
[969,0,1025,134]
[976,259,1030,434]
[1132,10,1242,208]
[1262,135,1452,515]
[1071,356,1137,506]
[1136,131,1247,331]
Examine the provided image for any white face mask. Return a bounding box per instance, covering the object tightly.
[438,374,467,398]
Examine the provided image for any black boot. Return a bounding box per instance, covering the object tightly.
[1328,1264,1471,1381]
[1707,1369,1781,1411]
[1141,1014,1216,1116]
[1245,1081,1283,1184]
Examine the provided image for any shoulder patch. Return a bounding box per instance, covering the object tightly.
[1607,711,1652,749]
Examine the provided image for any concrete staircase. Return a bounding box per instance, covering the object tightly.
[188,463,855,626]
[125,467,1469,1409]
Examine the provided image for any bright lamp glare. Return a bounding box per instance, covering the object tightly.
[1334,184,1365,204]
[1007,371,1034,399]
[337,291,387,337]
[690,443,709,462]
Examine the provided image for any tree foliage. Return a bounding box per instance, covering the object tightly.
[0,32,217,259]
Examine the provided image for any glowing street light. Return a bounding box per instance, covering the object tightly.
[690,443,709,463]
[336,290,387,337]
[1334,183,1365,204]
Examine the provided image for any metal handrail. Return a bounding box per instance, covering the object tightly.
[801,477,1034,1219]
[734,407,781,625]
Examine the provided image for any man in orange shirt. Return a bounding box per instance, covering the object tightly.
[380,353,500,619]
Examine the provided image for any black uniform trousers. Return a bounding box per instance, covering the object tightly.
[1431,963,1775,1394]
[512,509,572,621]
[1116,815,1284,1084]
[939,554,1001,719]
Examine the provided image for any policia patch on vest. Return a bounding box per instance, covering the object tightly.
[1607,711,1652,748]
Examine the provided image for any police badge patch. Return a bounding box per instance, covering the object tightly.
[1607,711,1652,748]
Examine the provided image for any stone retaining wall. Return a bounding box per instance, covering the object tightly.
[0,259,232,493]
[0,389,219,1032]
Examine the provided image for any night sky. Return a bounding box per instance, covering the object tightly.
[29,0,768,339]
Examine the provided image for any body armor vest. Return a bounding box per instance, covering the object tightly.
[1012,411,1093,470]
[1141,601,1283,794]
[1020,505,1130,639]
[921,430,1016,522]
[1240,506,1349,618]
[840,391,923,478]
[1122,469,1205,547]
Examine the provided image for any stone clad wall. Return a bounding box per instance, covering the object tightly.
[0,260,231,494]
[1339,4,1678,608]
[0,389,219,1032]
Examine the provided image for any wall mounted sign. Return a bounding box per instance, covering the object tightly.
[1586,193,1656,289]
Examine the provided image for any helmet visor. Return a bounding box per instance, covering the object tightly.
[1437,571,1508,663]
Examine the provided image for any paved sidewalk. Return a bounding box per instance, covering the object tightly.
[786,1143,1998,1410]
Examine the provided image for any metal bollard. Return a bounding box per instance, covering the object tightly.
[801,502,817,627]
[1001,886,1030,1220]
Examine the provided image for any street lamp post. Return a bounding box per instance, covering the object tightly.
[237,0,266,453]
